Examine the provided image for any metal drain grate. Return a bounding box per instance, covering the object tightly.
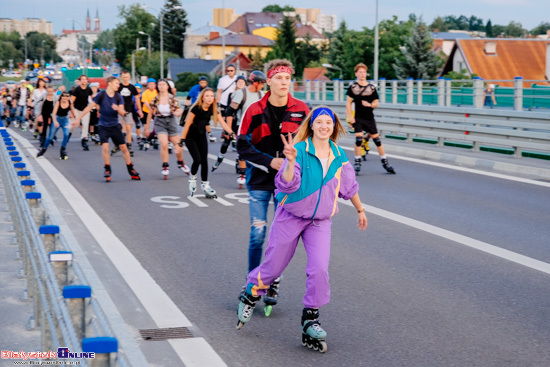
[139,327,194,341]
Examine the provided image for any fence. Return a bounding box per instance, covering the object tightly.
[310,101,550,160]
[0,125,146,366]
[290,78,550,110]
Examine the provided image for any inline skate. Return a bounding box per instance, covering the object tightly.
[237,291,261,330]
[381,158,396,174]
[104,164,111,182]
[59,147,68,160]
[111,146,121,156]
[161,162,170,180]
[237,172,246,189]
[354,158,361,175]
[81,138,89,151]
[36,148,46,158]
[208,132,217,142]
[201,181,217,199]
[263,277,281,317]
[178,160,190,176]
[211,154,224,172]
[188,175,197,196]
[301,308,327,353]
[127,142,134,157]
[127,163,141,180]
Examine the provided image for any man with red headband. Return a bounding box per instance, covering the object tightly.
[237,59,310,313]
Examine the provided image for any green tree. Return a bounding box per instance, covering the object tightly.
[262,5,295,12]
[378,16,414,80]
[25,32,61,65]
[530,22,550,35]
[249,48,264,71]
[0,31,24,65]
[93,30,116,66]
[430,17,448,32]
[150,0,189,58]
[393,20,442,79]
[442,69,478,87]
[265,15,297,63]
[485,20,493,37]
[114,4,157,68]
[295,34,322,77]
[505,21,527,37]
[491,24,506,37]
[468,16,485,31]
[174,71,210,92]
[130,50,178,79]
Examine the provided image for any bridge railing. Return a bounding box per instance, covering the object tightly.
[0,126,147,366]
[289,78,550,110]
[303,101,550,159]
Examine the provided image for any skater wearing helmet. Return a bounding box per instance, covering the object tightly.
[212,71,266,189]
[346,63,395,175]
[144,79,190,180]
[237,106,368,353]
[181,87,233,198]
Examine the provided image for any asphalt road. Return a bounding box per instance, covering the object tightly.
[12,126,550,367]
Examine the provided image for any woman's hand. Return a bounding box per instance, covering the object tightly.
[53,120,60,128]
[358,211,367,230]
[281,133,297,162]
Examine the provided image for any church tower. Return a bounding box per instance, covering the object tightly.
[94,9,101,32]
[85,9,91,31]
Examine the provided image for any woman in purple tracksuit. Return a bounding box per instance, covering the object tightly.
[236,106,368,352]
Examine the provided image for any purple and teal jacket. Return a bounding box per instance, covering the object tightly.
[275,137,359,220]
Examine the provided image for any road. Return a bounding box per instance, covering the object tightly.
[11,126,550,367]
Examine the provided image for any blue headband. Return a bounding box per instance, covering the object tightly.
[310,107,335,126]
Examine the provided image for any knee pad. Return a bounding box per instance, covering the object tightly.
[373,137,382,147]
[355,137,363,147]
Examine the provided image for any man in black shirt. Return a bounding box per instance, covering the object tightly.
[117,70,143,156]
[70,75,93,151]
[346,63,395,174]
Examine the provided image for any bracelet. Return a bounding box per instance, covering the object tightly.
[357,207,365,213]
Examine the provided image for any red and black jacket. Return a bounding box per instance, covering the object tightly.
[237,91,310,191]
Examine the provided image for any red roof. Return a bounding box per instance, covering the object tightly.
[303,67,330,81]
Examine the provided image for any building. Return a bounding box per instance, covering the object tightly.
[0,18,53,35]
[213,8,240,28]
[184,24,234,59]
[431,32,472,56]
[56,10,102,65]
[168,52,252,80]
[441,39,550,87]
[198,33,274,60]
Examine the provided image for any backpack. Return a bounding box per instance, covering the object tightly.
[96,90,122,108]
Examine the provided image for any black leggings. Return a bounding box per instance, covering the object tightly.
[185,134,209,181]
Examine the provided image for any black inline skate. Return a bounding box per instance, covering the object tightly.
[59,147,68,160]
[127,163,141,180]
[81,138,89,151]
[301,308,327,353]
[127,142,134,157]
[354,158,361,175]
[381,158,396,174]
[104,164,111,182]
[211,154,224,172]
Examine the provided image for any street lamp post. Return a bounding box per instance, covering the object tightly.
[132,47,146,84]
[41,40,45,67]
[374,0,379,83]
[138,31,151,57]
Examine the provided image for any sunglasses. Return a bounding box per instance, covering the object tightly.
[226,69,235,72]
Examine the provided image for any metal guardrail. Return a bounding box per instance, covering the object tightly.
[0,126,135,366]
[304,101,550,159]
[290,78,550,110]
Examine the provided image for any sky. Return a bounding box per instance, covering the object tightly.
[1,0,548,35]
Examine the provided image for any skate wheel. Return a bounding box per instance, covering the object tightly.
[105,178,111,182]
[238,184,243,189]
[236,321,244,330]
[163,175,167,180]
[264,305,272,317]
[318,341,328,353]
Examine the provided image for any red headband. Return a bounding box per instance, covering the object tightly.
[267,66,293,79]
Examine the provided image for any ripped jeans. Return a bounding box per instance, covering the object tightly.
[248,190,278,273]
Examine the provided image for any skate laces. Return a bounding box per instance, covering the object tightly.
[242,303,254,318]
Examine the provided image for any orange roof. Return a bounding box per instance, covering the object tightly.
[457,39,550,87]
[303,67,330,81]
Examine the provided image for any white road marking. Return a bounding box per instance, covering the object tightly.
[338,199,550,276]
[11,131,227,367]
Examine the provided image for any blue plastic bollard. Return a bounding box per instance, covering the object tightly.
[39,225,60,235]
[82,337,118,354]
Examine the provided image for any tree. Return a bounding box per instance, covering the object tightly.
[505,21,527,37]
[174,71,210,92]
[295,33,321,77]
[113,4,157,68]
[25,32,61,65]
[468,16,485,31]
[93,30,116,66]
[249,48,264,71]
[0,31,24,65]
[150,0,189,58]
[265,15,297,63]
[530,22,550,36]
[262,5,295,12]
[378,16,414,80]
[430,17,448,32]
[130,50,179,79]
[393,20,442,79]
[485,20,493,37]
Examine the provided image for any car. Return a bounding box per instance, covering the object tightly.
[25,71,39,81]
[2,71,21,77]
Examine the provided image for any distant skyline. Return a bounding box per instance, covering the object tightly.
[1,0,548,35]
